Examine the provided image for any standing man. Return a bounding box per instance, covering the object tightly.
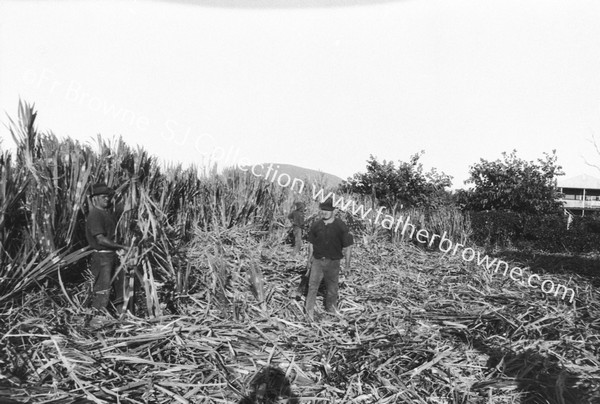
[287,201,306,254]
[86,183,129,319]
[305,198,353,319]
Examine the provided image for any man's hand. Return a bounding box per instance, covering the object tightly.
[96,234,128,251]
[117,241,137,267]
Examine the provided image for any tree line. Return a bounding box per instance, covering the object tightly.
[340,150,600,252]
[341,150,564,213]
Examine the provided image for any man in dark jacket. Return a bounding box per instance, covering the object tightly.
[305,198,353,319]
[287,201,305,254]
[86,183,129,320]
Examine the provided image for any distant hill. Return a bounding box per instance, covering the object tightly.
[274,163,345,188]
[246,163,345,189]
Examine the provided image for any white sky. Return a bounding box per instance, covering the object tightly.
[1,0,600,187]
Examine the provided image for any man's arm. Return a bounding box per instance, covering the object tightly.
[291,211,304,227]
[340,222,353,271]
[342,245,352,270]
[95,234,128,250]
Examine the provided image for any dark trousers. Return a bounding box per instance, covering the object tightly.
[292,226,302,253]
[305,257,340,315]
[89,251,124,311]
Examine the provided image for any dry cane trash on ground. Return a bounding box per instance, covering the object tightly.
[1,225,599,404]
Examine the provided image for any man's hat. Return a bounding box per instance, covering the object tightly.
[319,198,335,211]
[91,182,114,197]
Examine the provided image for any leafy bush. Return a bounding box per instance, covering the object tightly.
[461,150,564,214]
[469,210,600,253]
[469,210,523,246]
[340,152,453,211]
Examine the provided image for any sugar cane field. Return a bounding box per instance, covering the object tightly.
[0,102,599,403]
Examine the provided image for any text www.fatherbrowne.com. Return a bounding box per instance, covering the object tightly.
[240,163,576,303]
[311,186,575,304]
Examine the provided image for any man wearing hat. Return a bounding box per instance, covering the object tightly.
[86,183,128,317]
[287,201,306,254]
[305,197,353,320]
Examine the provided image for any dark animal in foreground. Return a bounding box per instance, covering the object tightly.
[238,366,298,404]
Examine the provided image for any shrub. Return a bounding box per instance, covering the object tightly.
[462,150,564,214]
[469,210,600,253]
